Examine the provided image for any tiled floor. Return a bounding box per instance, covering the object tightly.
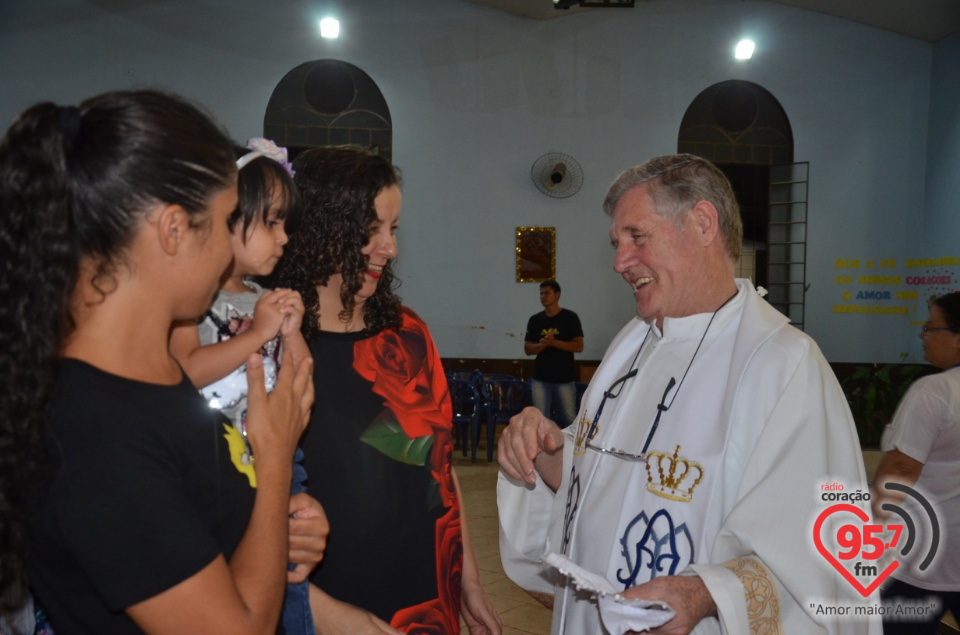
[456,446,957,634]
[455,448,552,635]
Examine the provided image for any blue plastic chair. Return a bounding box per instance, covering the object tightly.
[478,377,530,462]
[446,369,480,384]
[474,372,515,405]
[475,372,516,385]
[447,378,481,457]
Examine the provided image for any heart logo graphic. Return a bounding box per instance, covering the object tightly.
[813,503,898,597]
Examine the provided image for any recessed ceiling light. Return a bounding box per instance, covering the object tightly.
[735,39,755,60]
[320,17,339,39]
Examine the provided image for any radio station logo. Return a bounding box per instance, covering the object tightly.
[813,481,939,598]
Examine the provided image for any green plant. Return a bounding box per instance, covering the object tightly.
[841,356,927,447]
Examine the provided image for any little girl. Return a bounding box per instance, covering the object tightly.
[169,138,315,634]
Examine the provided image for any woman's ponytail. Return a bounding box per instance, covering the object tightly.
[0,101,79,614]
[0,89,235,616]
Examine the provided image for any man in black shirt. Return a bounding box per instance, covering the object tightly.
[524,280,584,429]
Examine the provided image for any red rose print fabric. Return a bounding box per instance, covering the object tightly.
[353,308,463,633]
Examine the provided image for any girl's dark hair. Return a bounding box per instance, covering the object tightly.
[931,292,960,331]
[270,145,402,338]
[0,90,234,614]
[231,146,301,243]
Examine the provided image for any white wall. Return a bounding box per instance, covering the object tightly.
[0,0,944,362]
[925,34,960,264]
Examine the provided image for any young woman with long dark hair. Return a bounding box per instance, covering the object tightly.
[0,90,316,634]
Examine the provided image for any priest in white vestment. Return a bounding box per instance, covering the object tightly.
[497,154,880,635]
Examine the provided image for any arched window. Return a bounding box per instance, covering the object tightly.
[264,59,393,162]
[679,80,808,329]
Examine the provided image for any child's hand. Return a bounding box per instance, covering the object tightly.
[276,289,306,337]
[244,350,314,466]
[274,289,312,371]
[251,289,289,344]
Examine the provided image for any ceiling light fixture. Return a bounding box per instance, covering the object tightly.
[320,17,340,39]
[735,39,755,60]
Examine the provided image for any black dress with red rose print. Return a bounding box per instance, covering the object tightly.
[301,307,463,634]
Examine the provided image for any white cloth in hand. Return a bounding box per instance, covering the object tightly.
[544,552,675,634]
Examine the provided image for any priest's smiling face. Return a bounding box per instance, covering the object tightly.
[610,184,718,329]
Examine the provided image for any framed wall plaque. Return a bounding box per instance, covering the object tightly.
[515,226,556,282]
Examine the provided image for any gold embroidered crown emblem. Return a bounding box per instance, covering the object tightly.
[644,445,704,502]
[573,410,593,457]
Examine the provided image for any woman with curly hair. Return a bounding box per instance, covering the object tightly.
[0,90,317,634]
[270,145,502,634]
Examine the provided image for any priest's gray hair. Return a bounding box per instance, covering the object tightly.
[603,153,743,262]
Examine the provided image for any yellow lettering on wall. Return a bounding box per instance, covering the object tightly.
[835,259,861,269]
[906,257,960,268]
[831,305,909,315]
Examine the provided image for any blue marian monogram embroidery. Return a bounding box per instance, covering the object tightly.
[617,509,694,589]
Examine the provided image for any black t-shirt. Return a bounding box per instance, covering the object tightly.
[29,359,256,634]
[302,321,457,625]
[525,308,584,383]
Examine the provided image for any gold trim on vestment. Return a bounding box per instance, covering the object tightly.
[722,556,784,634]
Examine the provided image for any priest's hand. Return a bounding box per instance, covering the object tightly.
[620,575,717,635]
[498,406,565,491]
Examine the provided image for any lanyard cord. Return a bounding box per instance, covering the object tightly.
[639,290,738,454]
[584,328,651,442]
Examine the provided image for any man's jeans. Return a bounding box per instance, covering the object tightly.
[530,378,577,429]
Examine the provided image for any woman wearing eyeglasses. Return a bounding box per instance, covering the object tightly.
[873,292,960,634]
